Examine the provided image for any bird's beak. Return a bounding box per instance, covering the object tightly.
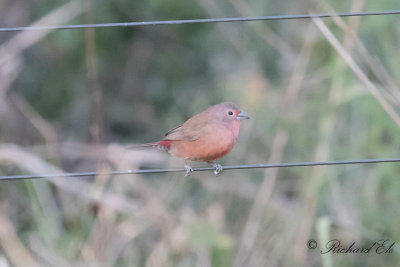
[237,111,250,120]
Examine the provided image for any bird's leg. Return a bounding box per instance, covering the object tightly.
[209,162,223,176]
[184,160,193,177]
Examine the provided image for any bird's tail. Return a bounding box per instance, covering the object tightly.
[126,140,171,151]
[126,142,159,150]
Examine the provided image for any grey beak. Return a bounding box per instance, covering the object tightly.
[237,111,250,120]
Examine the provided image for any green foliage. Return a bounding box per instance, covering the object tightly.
[0,0,400,266]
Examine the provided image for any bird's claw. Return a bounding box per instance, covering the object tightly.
[211,163,223,176]
[185,164,193,177]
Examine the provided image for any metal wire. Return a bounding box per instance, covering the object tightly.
[1,10,400,32]
[1,157,399,180]
[0,9,399,180]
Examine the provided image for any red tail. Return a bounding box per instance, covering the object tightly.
[127,140,171,151]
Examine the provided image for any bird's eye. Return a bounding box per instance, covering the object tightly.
[228,111,233,115]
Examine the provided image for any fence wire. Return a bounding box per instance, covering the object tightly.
[1,158,400,180]
[0,10,400,32]
[1,9,400,180]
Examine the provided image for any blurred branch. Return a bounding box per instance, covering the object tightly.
[10,93,59,161]
[30,236,73,267]
[294,5,366,264]
[234,25,314,267]
[326,7,400,108]
[85,0,104,144]
[313,17,400,126]
[0,144,144,215]
[198,0,244,51]
[51,142,166,162]
[229,0,294,61]
[0,0,86,97]
[0,205,40,267]
[234,130,288,267]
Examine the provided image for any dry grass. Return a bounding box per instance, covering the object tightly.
[0,0,400,266]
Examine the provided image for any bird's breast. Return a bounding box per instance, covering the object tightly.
[168,124,238,161]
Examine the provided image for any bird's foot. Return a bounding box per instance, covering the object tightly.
[211,162,223,176]
[185,164,193,177]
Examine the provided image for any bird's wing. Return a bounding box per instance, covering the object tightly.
[163,115,207,141]
[164,124,184,137]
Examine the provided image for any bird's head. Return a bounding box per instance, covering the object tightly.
[210,102,250,125]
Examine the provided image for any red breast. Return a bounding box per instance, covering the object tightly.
[168,123,239,161]
[147,102,249,162]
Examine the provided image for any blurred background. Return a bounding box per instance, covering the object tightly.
[0,0,400,266]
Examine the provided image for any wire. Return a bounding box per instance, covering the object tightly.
[1,10,399,32]
[1,157,399,180]
[0,9,399,178]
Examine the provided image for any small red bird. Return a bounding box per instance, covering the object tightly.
[132,102,249,176]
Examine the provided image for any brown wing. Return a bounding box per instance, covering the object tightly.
[163,113,208,141]
[164,124,184,137]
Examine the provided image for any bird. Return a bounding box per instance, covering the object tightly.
[130,102,250,176]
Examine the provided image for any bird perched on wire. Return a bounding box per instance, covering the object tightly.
[130,102,250,176]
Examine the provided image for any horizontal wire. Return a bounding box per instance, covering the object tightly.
[1,157,399,180]
[1,10,400,32]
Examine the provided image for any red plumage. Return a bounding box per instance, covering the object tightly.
[130,102,249,176]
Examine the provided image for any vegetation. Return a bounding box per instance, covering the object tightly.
[0,0,399,266]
